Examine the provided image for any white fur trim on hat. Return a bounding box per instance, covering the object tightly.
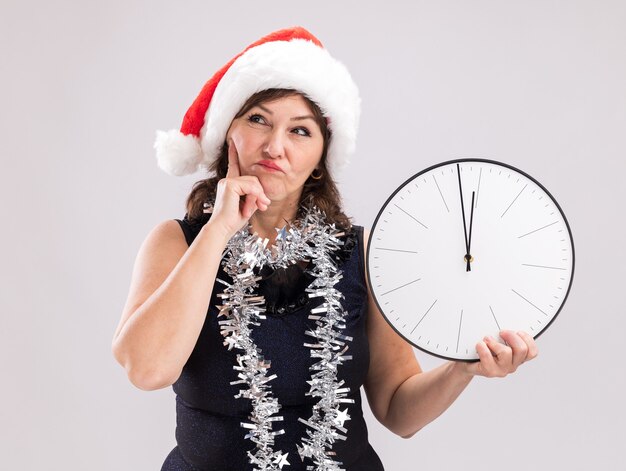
[154,130,204,176]
[201,39,360,177]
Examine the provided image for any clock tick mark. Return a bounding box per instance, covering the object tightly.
[375,247,418,254]
[432,175,450,213]
[381,278,421,296]
[489,305,502,331]
[521,263,567,271]
[393,204,429,228]
[512,288,548,316]
[411,299,438,334]
[456,309,463,353]
[476,168,482,209]
[518,221,559,238]
[501,184,528,219]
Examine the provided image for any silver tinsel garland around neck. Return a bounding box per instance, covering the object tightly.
[214,205,355,471]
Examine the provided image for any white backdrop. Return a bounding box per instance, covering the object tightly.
[1,1,624,469]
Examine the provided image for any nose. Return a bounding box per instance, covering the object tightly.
[263,129,285,159]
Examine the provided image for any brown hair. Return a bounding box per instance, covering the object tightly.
[183,88,353,230]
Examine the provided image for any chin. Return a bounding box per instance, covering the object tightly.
[258,182,284,200]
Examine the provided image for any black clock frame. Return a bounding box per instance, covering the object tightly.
[366,158,576,362]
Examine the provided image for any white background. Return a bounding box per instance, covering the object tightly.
[1,1,624,469]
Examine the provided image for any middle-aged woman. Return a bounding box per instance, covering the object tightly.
[112,27,538,471]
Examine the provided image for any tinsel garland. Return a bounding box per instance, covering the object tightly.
[215,206,354,471]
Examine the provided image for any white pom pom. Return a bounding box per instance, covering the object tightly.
[154,129,204,176]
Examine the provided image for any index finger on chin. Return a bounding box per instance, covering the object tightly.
[226,139,240,178]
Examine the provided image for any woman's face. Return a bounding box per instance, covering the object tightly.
[225,94,324,202]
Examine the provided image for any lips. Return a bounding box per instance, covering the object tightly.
[257,160,283,172]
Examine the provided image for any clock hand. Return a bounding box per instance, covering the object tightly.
[466,191,475,272]
[456,164,471,270]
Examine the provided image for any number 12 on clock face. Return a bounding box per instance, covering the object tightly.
[367,158,575,361]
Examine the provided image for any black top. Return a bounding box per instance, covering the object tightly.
[161,212,385,471]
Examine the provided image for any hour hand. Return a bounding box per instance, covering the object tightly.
[465,191,476,271]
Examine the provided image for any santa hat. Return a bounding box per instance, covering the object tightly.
[154,26,361,177]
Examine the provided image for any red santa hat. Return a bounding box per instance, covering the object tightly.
[154,26,361,177]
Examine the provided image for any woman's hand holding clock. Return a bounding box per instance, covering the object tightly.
[453,330,539,378]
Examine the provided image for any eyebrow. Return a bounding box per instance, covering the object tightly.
[257,104,316,122]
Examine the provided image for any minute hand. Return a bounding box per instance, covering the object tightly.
[456,164,475,272]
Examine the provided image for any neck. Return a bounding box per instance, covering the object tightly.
[249,196,301,245]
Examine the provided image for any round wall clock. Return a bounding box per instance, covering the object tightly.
[366,158,575,361]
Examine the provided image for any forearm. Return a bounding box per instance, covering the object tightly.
[114,222,230,389]
[384,361,474,438]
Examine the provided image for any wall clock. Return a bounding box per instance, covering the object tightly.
[366,158,575,361]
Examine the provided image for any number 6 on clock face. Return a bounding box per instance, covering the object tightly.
[366,159,575,361]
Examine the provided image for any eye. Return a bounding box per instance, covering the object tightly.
[292,127,311,137]
[247,114,267,125]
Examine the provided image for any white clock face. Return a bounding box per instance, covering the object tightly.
[367,159,575,361]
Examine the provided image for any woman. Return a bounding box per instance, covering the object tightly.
[112,27,538,471]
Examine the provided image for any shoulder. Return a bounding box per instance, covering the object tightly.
[140,219,189,259]
[175,212,212,246]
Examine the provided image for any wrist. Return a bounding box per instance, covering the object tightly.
[448,360,475,382]
[199,220,232,248]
